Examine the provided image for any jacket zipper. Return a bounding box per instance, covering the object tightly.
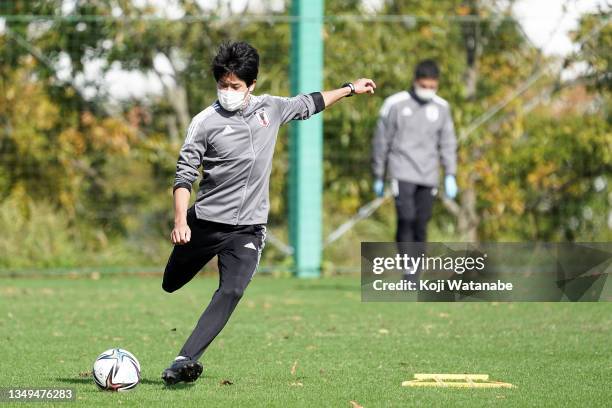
[235,110,256,224]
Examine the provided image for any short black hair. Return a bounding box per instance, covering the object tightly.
[414,59,440,80]
[212,41,259,86]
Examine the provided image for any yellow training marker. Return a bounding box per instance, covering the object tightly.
[402,374,515,388]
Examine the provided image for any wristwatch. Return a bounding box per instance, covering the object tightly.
[342,82,355,97]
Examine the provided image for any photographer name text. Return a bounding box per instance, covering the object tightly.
[372,279,513,292]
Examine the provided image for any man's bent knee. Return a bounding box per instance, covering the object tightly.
[220,286,244,300]
[162,264,180,293]
[162,279,178,293]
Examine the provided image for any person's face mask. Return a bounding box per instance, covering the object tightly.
[217,85,253,112]
[414,84,437,101]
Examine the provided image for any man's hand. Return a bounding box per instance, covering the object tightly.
[353,78,376,95]
[444,175,458,199]
[171,220,191,245]
[373,178,385,197]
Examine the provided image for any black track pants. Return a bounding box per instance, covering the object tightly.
[393,180,435,243]
[393,180,435,280]
[162,206,266,360]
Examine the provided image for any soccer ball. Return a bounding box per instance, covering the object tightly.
[92,348,141,391]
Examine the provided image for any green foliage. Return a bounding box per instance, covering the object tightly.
[0,195,78,269]
[573,8,612,98]
[0,193,174,270]
[505,112,611,241]
[0,0,610,270]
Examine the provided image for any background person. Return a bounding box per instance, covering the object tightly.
[372,59,458,245]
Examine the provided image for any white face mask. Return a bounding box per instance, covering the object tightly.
[414,85,437,101]
[217,86,252,112]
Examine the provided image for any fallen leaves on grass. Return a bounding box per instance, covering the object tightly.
[349,400,363,408]
[78,371,91,377]
[291,360,298,376]
[220,379,233,385]
[0,287,18,296]
[290,381,303,387]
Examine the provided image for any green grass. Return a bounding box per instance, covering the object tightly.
[1,275,610,407]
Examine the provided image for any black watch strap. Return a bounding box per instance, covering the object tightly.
[342,82,355,97]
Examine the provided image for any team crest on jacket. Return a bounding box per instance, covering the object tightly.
[256,109,270,127]
[426,105,439,122]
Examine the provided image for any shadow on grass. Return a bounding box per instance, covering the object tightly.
[55,377,159,385]
[161,383,198,390]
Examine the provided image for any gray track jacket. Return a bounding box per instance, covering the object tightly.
[174,93,324,225]
[371,90,457,187]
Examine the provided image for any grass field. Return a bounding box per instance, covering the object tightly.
[1,274,611,407]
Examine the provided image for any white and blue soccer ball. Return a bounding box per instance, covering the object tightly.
[92,348,141,391]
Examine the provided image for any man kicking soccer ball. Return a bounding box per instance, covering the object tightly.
[161,41,376,385]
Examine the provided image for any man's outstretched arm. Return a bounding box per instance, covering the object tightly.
[276,78,377,124]
[321,78,377,108]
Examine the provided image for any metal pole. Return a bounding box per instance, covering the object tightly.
[289,0,324,278]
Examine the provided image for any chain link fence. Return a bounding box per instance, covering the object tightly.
[1,2,609,275]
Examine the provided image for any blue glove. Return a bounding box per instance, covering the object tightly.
[444,175,458,199]
[373,178,385,197]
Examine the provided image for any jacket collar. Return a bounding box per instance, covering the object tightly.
[241,94,259,115]
[408,86,430,106]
